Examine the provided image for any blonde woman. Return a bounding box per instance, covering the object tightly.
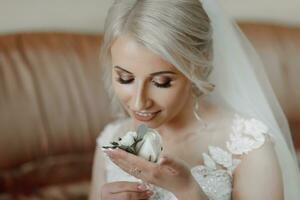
[89,0,300,199]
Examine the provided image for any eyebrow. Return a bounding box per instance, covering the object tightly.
[114,65,177,76]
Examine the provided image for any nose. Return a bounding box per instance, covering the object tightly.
[131,81,152,111]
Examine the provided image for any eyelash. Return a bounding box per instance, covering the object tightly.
[116,77,172,88]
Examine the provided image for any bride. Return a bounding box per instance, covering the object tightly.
[89,0,300,199]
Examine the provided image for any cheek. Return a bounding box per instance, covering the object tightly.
[152,82,191,110]
[112,81,131,103]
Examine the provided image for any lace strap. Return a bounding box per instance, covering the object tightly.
[201,114,271,175]
[226,114,271,155]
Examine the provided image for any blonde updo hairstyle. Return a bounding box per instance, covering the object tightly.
[100,0,214,118]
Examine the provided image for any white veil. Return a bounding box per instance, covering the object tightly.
[199,0,300,198]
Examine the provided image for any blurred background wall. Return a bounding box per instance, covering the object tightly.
[0,0,299,35]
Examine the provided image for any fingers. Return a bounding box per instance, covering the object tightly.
[104,181,148,193]
[108,148,155,168]
[104,148,166,184]
[103,148,155,178]
[112,191,153,200]
[101,182,154,200]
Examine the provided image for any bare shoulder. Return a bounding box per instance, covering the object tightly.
[217,113,283,199]
[193,103,283,198]
[232,137,283,199]
[201,107,236,149]
[210,109,280,170]
[202,108,278,159]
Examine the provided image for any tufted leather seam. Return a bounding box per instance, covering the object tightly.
[17,34,51,155]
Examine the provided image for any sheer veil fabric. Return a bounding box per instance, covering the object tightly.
[199,0,300,198]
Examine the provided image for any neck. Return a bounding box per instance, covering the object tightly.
[156,96,213,143]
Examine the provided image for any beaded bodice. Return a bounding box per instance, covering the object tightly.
[97,114,270,200]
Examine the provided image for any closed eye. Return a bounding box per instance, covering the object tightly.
[116,77,134,84]
[116,77,172,88]
[151,79,172,88]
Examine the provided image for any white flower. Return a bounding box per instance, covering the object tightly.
[104,125,163,163]
[136,129,163,162]
[119,131,137,146]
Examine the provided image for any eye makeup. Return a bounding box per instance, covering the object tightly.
[113,66,175,88]
[115,75,173,88]
[114,70,133,83]
[151,77,172,88]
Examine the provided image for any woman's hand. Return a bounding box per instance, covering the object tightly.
[103,148,206,199]
[100,181,153,200]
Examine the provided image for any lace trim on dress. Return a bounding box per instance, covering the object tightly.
[198,114,271,173]
[226,114,270,155]
[98,114,272,200]
[190,114,272,200]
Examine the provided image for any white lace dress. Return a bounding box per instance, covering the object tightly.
[97,114,272,200]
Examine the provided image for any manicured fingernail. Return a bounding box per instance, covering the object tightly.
[137,184,147,191]
[103,148,114,156]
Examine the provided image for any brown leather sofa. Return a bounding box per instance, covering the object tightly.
[0,23,299,199]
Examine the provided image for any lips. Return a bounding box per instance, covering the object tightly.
[133,110,161,122]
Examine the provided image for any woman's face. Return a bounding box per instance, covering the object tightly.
[111,35,194,129]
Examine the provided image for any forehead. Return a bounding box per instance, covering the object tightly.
[110,35,180,75]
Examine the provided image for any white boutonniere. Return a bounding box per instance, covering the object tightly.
[102,124,163,162]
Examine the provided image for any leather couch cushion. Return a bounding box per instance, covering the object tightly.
[0,33,113,193]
